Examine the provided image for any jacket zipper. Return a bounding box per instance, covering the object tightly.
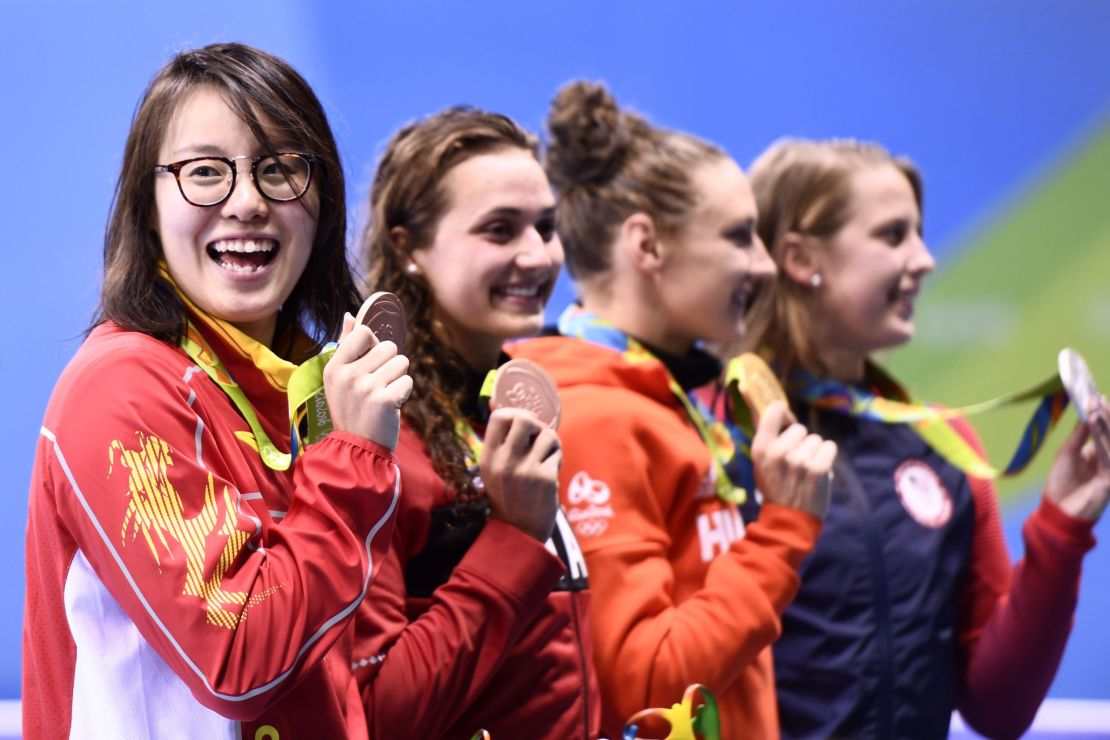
[834,455,896,737]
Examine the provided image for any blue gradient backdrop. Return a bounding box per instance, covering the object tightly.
[4,0,1109,704]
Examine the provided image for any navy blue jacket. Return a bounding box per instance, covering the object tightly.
[775,405,975,739]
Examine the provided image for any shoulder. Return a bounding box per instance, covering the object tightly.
[47,324,194,416]
[39,325,227,476]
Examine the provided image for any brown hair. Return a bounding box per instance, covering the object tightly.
[98,42,358,358]
[544,80,724,280]
[745,138,923,376]
[362,107,539,499]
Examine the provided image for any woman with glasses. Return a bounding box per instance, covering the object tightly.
[508,81,837,739]
[23,43,410,739]
[745,138,1110,739]
[352,107,600,739]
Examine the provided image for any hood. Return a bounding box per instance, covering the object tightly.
[508,335,679,409]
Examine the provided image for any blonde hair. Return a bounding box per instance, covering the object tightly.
[745,138,923,376]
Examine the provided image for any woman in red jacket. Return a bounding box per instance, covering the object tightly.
[509,81,837,738]
[23,43,410,739]
[353,107,600,739]
[746,137,1110,739]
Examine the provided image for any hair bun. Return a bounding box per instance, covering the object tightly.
[546,80,630,189]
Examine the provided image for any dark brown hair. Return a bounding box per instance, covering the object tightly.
[745,138,924,376]
[98,42,358,358]
[362,107,539,498]
[544,80,724,280]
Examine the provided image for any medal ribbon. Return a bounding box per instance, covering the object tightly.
[558,306,746,504]
[453,369,500,471]
[165,266,338,470]
[782,363,1068,479]
[179,320,295,471]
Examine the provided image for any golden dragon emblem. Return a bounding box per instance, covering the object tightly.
[109,431,275,629]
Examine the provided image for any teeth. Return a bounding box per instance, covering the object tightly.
[220,261,265,274]
[500,285,540,297]
[211,239,276,254]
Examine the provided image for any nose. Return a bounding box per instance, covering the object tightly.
[907,233,936,276]
[748,235,778,283]
[514,226,560,272]
[220,159,269,221]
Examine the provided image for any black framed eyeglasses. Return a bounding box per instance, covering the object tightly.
[152,152,316,207]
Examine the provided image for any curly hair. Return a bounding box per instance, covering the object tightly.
[361,107,539,500]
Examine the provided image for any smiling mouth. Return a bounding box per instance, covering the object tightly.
[492,281,549,304]
[732,288,756,316]
[207,238,279,274]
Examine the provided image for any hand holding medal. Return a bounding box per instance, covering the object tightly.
[1046,348,1110,522]
[1058,348,1110,469]
[356,291,409,353]
[480,358,563,542]
[728,353,837,520]
[731,353,789,427]
[489,358,561,429]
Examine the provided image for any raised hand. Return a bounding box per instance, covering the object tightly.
[1045,396,1110,522]
[323,313,413,451]
[750,400,837,520]
[480,407,562,542]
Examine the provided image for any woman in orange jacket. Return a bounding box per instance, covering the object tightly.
[509,81,836,738]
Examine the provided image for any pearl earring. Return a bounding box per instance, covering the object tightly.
[809,273,822,288]
[405,262,419,275]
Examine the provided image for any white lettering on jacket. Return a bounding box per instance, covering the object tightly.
[697,506,746,562]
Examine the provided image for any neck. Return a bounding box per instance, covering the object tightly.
[229,315,277,350]
[434,321,502,374]
[814,342,867,384]
[579,287,693,357]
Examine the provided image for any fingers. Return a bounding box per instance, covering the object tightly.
[339,311,355,341]
[526,427,562,465]
[538,446,563,480]
[752,400,798,458]
[331,323,378,364]
[1085,396,1110,470]
[383,372,414,406]
[483,408,542,460]
[501,409,544,455]
[1061,415,1092,456]
[483,408,513,453]
[812,439,838,472]
[766,422,808,462]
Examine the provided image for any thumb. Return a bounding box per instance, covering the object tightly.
[339,312,355,341]
[1058,414,1091,460]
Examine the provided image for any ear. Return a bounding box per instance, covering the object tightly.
[780,232,821,287]
[391,226,421,272]
[618,212,664,276]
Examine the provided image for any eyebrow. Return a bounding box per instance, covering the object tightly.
[473,205,556,223]
[169,145,228,158]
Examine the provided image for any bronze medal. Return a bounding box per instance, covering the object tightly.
[356,291,408,353]
[490,358,561,429]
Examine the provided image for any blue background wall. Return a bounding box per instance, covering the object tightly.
[4,0,1109,706]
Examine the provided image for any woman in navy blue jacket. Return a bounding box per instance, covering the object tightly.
[745,138,1110,739]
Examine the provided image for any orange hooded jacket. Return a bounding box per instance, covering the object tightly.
[510,334,821,739]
